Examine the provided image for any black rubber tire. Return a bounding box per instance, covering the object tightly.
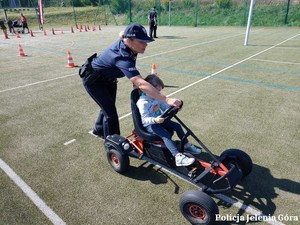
[179,190,219,225]
[220,149,252,177]
[107,148,129,174]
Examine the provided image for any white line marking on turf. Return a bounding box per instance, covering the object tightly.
[213,194,285,225]
[89,33,300,135]
[0,158,66,225]
[63,139,76,146]
[88,112,134,136]
[167,33,300,97]
[139,32,246,60]
[250,58,300,65]
[88,130,97,137]
[0,74,77,94]
[0,31,250,94]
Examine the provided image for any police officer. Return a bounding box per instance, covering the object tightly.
[148,6,157,38]
[80,23,181,139]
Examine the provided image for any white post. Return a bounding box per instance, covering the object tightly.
[3,9,8,21]
[244,0,255,46]
[169,0,171,26]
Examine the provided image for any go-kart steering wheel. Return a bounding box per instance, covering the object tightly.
[160,101,183,120]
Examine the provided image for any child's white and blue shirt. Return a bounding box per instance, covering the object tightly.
[136,93,169,127]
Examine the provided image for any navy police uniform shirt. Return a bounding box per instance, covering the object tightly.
[149,9,157,22]
[91,39,140,80]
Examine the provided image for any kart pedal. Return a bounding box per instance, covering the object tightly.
[188,167,198,179]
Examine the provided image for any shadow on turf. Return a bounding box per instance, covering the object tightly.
[158,36,186,39]
[184,151,300,217]
[123,162,180,194]
[164,85,179,88]
[124,150,300,220]
[217,162,300,218]
[248,44,300,49]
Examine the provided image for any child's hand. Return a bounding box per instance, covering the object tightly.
[154,116,165,124]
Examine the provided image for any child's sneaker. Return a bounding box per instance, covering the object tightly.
[175,153,195,166]
[185,144,202,154]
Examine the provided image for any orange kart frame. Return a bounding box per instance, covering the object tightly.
[126,131,229,177]
[124,115,244,195]
[103,89,252,224]
[121,88,247,194]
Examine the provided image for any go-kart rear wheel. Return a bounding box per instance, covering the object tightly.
[179,190,218,225]
[107,148,129,174]
[220,149,252,177]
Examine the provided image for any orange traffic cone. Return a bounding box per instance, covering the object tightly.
[76,24,78,29]
[30,30,34,37]
[80,25,82,29]
[18,44,27,57]
[87,24,90,30]
[52,28,56,35]
[151,64,157,75]
[92,25,96,31]
[43,29,47,36]
[66,51,78,68]
[71,26,74,33]
[16,31,21,38]
[84,25,87,32]
[4,30,9,39]
[99,25,101,30]
[61,28,64,34]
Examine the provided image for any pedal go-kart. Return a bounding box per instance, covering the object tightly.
[104,89,252,225]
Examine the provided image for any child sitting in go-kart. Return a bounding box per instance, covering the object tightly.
[136,75,201,167]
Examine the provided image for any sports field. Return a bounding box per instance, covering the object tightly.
[0,26,299,225]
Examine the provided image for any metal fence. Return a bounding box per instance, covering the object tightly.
[1,0,299,26]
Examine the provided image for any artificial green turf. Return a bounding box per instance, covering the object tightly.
[1,26,299,225]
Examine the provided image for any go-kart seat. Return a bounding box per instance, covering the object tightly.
[131,89,164,141]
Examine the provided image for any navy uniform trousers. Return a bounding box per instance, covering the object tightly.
[149,21,157,38]
[83,79,120,138]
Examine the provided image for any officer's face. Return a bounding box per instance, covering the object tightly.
[127,39,148,54]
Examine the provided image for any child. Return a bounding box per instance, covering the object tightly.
[0,18,7,32]
[136,75,201,167]
[7,18,16,34]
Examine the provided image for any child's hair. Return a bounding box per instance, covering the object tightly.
[145,74,164,89]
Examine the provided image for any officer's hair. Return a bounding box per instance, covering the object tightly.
[119,31,125,39]
[145,74,164,89]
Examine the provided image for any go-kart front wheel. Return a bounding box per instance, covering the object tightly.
[220,149,252,177]
[179,190,219,225]
[107,148,129,174]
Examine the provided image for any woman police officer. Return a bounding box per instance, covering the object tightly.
[79,23,181,139]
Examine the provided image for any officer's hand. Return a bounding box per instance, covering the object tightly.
[166,98,182,109]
